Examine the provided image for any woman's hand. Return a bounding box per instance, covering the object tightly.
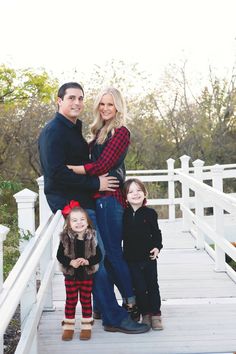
[67,165,86,175]
[150,248,159,260]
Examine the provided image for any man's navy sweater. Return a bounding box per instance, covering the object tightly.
[38,112,99,213]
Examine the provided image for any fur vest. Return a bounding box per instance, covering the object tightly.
[59,228,99,276]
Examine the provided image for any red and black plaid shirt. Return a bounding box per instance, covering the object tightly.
[84,126,130,207]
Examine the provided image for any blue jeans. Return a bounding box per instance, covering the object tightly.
[95,196,134,300]
[86,209,127,326]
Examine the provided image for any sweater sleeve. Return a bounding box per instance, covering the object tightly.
[149,209,163,251]
[88,245,102,265]
[56,242,71,267]
[84,127,130,176]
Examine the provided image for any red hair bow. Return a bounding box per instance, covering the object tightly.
[62,200,80,218]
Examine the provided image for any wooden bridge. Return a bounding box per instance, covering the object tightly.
[38,220,236,354]
[0,155,236,354]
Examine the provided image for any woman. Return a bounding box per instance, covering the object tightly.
[68,87,138,319]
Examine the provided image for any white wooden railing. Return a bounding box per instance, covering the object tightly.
[0,187,64,354]
[0,155,236,353]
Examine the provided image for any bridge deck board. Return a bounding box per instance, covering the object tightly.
[38,220,236,354]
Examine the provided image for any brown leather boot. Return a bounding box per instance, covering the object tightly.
[142,314,151,326]
[151,315,163,330]
[79,317,94,340]
[61,319,75,341]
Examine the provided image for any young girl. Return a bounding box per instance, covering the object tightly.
[57,200,102,341]
[123,178,163,330]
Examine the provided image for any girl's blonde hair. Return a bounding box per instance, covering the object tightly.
[90,87,128,144]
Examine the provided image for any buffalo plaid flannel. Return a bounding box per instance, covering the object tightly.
[84,126,130,207]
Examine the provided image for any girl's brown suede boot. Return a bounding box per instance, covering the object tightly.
[61,318,75,341]
[79,317,94,340]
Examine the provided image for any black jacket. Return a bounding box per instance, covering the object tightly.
[38,113,100,213]
[123,206,163,262]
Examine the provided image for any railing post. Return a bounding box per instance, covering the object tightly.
[180,155,191,231]
[167,158,175,221]
[0,225,9,354]
[13,189,38,252]
[36,176,52,226]
[192,159,205,249]
[36,176,55,311]
[13,189,38,354]
[211,164,226,272]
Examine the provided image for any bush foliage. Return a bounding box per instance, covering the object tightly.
[0,178,22,279]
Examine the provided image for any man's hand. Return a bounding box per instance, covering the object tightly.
[67,165,86,175]
[99,174,120,191]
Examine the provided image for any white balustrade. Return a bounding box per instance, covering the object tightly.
[36,176,54,310]
[36,176,52,226]
[13,188,38,354]
[167,158,175,221]
[180,155,191,231]
[212,164,226,271]
[193,159,205,249]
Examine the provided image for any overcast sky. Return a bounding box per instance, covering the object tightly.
[1,0,236,84]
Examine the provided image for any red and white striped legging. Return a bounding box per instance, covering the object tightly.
[64,278,93,319]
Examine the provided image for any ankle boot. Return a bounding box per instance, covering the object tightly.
[151,315,163,330]
[142,314,151,326]
[80,317,94,340]
[61,318,75,341]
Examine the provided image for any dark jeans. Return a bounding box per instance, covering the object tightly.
[86,209,127,326]
[95,196,134,300]
[128,260,161,315]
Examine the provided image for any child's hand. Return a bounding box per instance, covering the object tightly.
[75,258,89,267]
[70,258,89,268]
[150,248,159,260]
[70,259,80,268]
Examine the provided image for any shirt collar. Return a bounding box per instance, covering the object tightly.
[56,112,82,130]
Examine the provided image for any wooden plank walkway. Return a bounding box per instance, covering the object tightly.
[38,220,236,354]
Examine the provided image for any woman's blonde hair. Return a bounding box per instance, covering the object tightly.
[90,87,128,144]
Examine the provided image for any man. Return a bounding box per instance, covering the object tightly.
[38,82,149,334]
